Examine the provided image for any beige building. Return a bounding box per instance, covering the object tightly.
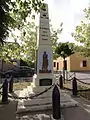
[53,53,90,72]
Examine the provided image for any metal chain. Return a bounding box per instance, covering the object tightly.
[1,75,90,99]
[76,77,90,85]
[57,77,90,92]
[8,83,55,100]
[64,76,90,85]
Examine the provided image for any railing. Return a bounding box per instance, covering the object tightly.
[0,74,90,102]
[58,75,90,99]
[0,77,55,101]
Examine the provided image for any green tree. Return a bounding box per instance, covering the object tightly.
[50,23,63,59]
[72,7,90,57]
[2,42,21,61]
[55,42,74,82]
[0,0,44,44]
[2,21,62,64]
[19,22,63,65]
[55,42,75,61]
[1,20,63,68]
[19,22,37,66]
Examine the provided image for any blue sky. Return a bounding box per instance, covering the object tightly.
[10,0,89,44]
[44,0,89,43]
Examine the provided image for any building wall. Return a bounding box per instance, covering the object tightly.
[53,60,57,71]
[53,57,64,71]
[70,53,90,71]
[53,53,90,72]
[67,57,70,71]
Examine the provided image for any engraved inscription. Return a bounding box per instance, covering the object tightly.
[40,79,52,86]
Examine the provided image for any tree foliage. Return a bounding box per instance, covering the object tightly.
[55,42,75,82]
[19,22,37,65]
[50,23,63,59]
[2,42,22,61]
[1,21,62,65]
[0,0,44,44]
[55,42,75,59]
[72,7,90,57]
[50,23,63,54]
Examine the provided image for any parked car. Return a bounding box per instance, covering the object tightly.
[2,66,35,78]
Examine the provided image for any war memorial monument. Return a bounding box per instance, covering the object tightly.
[17,3,78,114]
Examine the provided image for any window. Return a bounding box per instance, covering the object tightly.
[43,31,47,33]
[54,62,56,67]
[42,5,46,11]
[43,14,46,16]
[57,63,59,70]
[42,38,48,40]
[42,8,46,11]
[83,60,87,67]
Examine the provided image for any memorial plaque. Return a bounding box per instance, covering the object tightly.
[42,38,48,41]
[39,78,52,86]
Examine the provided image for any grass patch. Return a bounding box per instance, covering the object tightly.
[13,82,31,91]
[79,91,90,100]
[78,84,88,90]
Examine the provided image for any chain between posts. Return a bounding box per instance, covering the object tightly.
[66,76,90,85]
[9,76,90,100]
[76,77,90,85]
[0,78,55,99]
[1,75,90,99]
[57,76,90,92]
[8,83,55,100]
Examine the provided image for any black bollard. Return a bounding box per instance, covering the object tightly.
[2,77,8,103]
[52,85,61,119]
[72,77,77,96]
[9,75,14,93]
[59,75,63,89]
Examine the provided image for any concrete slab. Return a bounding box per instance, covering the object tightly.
[62,107,90,120]
[16,110,64,120]
[16,88,78,113]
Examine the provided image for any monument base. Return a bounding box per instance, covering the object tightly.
[16,76,78,114]
[17,75,53,113]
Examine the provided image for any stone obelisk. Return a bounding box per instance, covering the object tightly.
[32,3,54,94]
[17,4,55,112]
[17,4,79,113]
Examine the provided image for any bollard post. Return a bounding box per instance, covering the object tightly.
[72,77,77,96]
[2,77,8,103]
[52,85,61,119]
[9,75,14,93]
[59,75,63,89]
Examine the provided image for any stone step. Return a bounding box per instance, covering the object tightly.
[24,98,52,106]
[17,96,78,113]
[17,102,78,114]
[16,86,78,113]
[17,103,52,113]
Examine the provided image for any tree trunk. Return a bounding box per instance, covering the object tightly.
[63,58,65,84]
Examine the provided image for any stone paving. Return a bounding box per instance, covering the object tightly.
[0,100,17,120]
[16,86,78,113]
[0,90,90,120]
[16,95,90,120]
[0,72,90,120]
[16,110,64,120]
